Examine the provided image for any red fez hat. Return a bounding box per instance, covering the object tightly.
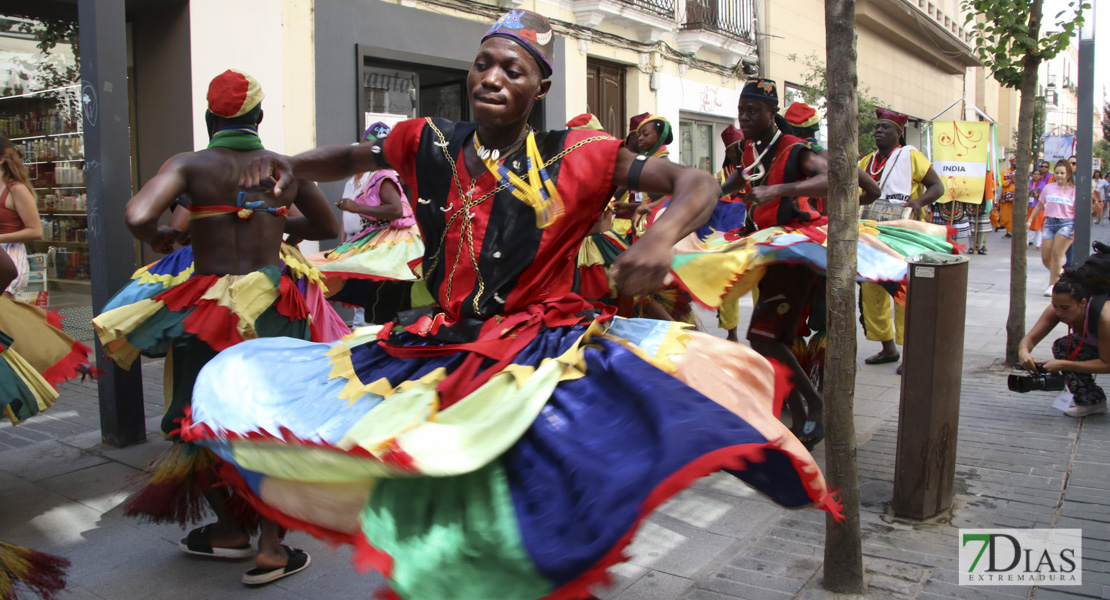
[628,112,650,134]
[784,102,820,128]
[875,107,908,132]
[721,124,744,148]
[566,113,603,130]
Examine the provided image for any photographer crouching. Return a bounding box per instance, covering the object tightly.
[1017,268,1109,417]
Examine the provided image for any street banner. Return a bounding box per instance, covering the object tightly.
[931,121,991,205]
[1044,135,1075,163]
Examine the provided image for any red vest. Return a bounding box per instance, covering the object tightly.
[741,133,821,231]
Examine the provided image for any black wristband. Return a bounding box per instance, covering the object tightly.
[369,137,392,170]
[627,154,648,191]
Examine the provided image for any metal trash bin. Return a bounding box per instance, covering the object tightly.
[892,252,969,519]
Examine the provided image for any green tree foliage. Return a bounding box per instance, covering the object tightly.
[963,0,1087,365]
[963,1,1087,89]
[1094,139,1110,169]
[787,53,886,156]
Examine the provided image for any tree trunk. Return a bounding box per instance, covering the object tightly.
[1005,0,1044,365]
[823,0,864,593]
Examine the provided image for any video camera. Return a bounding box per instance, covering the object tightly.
[1008,363,1066,394]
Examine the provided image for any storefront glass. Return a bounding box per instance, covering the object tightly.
[0,15,90,340]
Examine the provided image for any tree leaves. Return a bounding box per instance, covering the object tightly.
[962,0,1085,89]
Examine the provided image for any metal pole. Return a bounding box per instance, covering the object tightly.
[1074,23,1095,264]
[79,0,147,447]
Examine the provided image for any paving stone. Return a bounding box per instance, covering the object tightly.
[868,573,917,595]
[612,571,693,600]
[0,439,109,482]
[37,460,136,515]
[697,576,797,600]
[864,557,925,582]
[713,565,813,594]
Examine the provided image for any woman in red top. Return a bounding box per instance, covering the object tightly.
[0,136,42,296]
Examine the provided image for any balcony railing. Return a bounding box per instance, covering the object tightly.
[681,0,755,42]
[616,0,675,19]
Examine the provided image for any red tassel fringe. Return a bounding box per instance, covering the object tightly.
[0,541,70,600]
[121,444,219,526]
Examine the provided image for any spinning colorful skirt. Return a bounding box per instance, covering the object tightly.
[0,294,95,394]
[178,117,850,599]
[308,170,426,323]
[670,218,957,309]
[98,243,350,349]
[92,244,350,524]
[182,306,839,600]
[0,309,75,599]
[572,229,628,304]
[0,327,59,426]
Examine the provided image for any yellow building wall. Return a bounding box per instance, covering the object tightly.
[282,0,316,154]
[765,0,971,123]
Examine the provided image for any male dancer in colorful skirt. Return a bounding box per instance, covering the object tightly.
[183,11,845,600]
[720,78,854,449]
[857,108,944,372]
[93,69,338,585]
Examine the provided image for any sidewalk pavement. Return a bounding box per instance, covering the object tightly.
[1,224,1108,600]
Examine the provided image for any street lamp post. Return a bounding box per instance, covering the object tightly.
[1074,14,1095,264]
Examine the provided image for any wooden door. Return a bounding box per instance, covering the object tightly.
[585,59,625,137]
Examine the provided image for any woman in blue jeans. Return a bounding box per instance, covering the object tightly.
[1029,160,1077,296]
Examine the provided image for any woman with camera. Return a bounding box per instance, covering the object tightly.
[1018,269,1109,417]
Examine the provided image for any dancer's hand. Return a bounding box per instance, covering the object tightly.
[611,242,673,297]
[748,185,780,206]
[150,226,182,254]
[240,155,294,196]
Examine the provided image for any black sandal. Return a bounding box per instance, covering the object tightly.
[242,545,311,585]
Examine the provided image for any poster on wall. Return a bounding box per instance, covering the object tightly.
[363,112,407,138]
[1043,135,1075,163]
[931,121,991,204]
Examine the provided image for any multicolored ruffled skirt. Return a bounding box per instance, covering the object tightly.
[0,294,94,392]
[0,328,59,426]
[670,218,957,309]
[93,247,338,523]
[97,243,350,358]
[310,224,423,284]
[182,304,840,600]
[573,230,628,303]
[307,225,425,323]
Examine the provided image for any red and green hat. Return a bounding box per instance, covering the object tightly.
[566,113,603,131]
[784,102,820,129]
[207,69,265,118]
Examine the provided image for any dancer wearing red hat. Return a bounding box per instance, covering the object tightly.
[184,12,844,599]
[857,108,944,371]
[93,69,339,584]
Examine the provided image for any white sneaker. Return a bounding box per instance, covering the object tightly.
[1064,402,1107,417]
[1044,285,1054,297]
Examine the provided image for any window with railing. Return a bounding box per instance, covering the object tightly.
[681,0,755,42]
[617,0,676,19]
